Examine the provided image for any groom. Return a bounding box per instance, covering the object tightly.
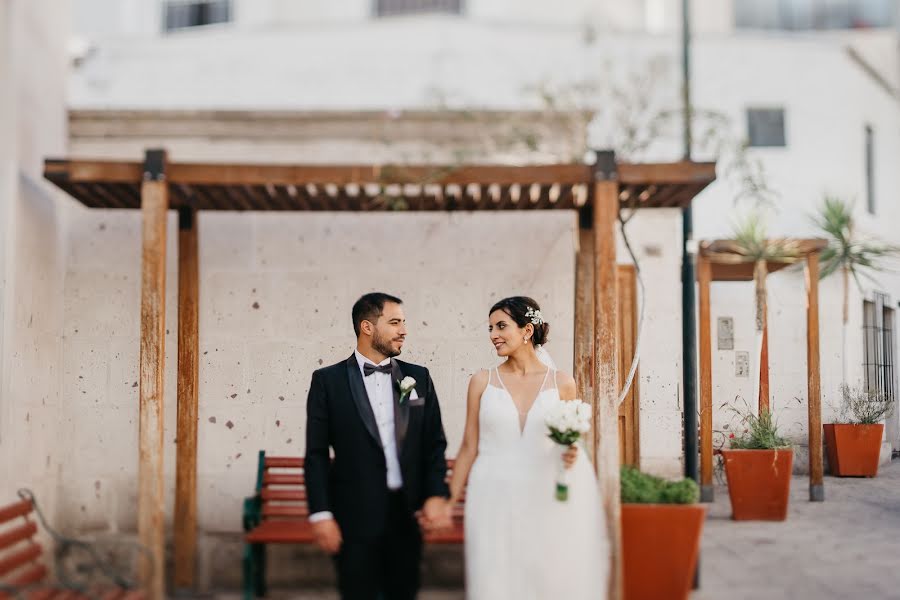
[305,292,452,599]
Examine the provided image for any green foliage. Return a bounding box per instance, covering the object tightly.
[620,467,699,504]
[727,400,791,450]
[813,196,899,286]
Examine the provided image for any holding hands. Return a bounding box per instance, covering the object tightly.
[416,496,454,533]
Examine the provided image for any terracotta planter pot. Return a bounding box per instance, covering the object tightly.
[824,423,884,477]
[621,504,705,600]
[720,448,792,521]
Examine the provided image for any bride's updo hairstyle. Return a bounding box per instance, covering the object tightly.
[489,296,550,346]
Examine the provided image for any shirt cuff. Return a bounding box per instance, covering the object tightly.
[308,511,334,523]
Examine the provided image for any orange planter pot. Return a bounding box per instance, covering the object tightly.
[621,504,705,600]
[720,448,792,521]
[824,423,884,477]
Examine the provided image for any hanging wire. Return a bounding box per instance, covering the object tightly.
[616,208,646,407]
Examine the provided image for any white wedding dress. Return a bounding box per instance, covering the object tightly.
[464,367,609,599]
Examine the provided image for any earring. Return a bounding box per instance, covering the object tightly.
[524,337,529,343]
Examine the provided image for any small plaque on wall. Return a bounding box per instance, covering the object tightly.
[735,351,750,377]
[717,316,735,350]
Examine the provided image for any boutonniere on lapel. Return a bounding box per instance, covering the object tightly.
[397,376,417,404]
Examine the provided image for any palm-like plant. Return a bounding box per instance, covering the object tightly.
[707,213,802,411]
[813,197,900,384]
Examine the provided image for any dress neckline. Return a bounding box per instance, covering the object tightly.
[494,367,551,435]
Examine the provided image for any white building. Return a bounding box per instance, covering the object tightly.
[5,0,900,590]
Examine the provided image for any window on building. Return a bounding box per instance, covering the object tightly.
[735,0,896,30]
[164,0,231,32]
[865,124,875,214]
[747,108,786,147]
[375,0,462,17]
[863,294,896,403]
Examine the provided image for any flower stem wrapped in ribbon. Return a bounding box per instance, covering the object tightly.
[544,398,592,501]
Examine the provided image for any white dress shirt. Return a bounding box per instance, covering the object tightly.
[309,350,403,523]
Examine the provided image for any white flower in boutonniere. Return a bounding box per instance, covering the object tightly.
[398,376,417,403]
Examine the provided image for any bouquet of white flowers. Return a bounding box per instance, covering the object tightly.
[544,398,592,501]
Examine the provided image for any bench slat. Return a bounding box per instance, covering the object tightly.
[0,543,43,578]
[264,457,303,469]
[246,521,315,544]
[0,522,37,551]
[0,501,32,526]
[262,473,303,485]
[4,561,46,585]
[261,505,308,518]
[261,489,306,502]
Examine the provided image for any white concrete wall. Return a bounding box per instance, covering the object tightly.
[60,202,578,552]
[0,0,70,518]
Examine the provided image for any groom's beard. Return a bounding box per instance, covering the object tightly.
[371,329,402,358]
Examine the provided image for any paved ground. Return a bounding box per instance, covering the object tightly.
[211,460,900,599]
[692,458,900,600]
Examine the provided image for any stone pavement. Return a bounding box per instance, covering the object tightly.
[209,460,900,600]
[692,458,900,600]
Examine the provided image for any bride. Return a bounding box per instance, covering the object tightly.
[446,296,609,599]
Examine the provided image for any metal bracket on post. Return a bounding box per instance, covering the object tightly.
[591,149,618,182]
[179,206,194,231]
[143,149,167,182]
[810,483,824,502]
[700,485,714,503]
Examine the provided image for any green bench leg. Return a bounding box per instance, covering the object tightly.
[253,543,267,597]
[243,543,267,599]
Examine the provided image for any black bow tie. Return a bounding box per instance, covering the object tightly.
[363,362,392,376]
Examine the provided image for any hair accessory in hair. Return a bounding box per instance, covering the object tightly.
[525,307,544,325]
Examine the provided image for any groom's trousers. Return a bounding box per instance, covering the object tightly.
[334,490,423,600]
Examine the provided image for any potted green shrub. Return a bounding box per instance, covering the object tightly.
[824,384,893,477]
[620,467,704,600]
[720,405,793,521]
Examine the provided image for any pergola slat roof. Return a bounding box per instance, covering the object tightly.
[44,159,717,212]
[699,239,828,281]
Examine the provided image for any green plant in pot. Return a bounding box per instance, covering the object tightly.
[620,468,704,600]
[719,400,793,521]
[824,384,894,477]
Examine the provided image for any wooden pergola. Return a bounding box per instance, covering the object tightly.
[44,150,716,600]
[697,239,827,503]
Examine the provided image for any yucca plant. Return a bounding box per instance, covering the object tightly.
[708,213,802,410]
[813,197,899,384]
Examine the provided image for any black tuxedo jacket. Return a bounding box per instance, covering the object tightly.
[304,355,450,538]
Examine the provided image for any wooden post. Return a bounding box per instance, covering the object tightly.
[574,217,595,463]
[697,253,714,501]
[759,324,771,413]
[139,149,169,600]
[592,150,621,600]
[806,252,824,501]
[174,207,200,588]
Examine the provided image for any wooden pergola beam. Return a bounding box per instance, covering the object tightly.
[806,252,824,501]
[45,158,716,188]
[697,253,714,501]
[138,150,168,600]
[174,207,200,588]
[592,152,622,600]
[574,215,595,463]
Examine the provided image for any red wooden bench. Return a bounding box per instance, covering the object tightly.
[242,452,464,599]
[0,494,143,600]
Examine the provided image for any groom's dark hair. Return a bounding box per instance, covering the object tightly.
[352,292,403,337]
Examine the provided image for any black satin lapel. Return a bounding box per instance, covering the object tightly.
[392,359,409,453]
[346,355,381,446]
